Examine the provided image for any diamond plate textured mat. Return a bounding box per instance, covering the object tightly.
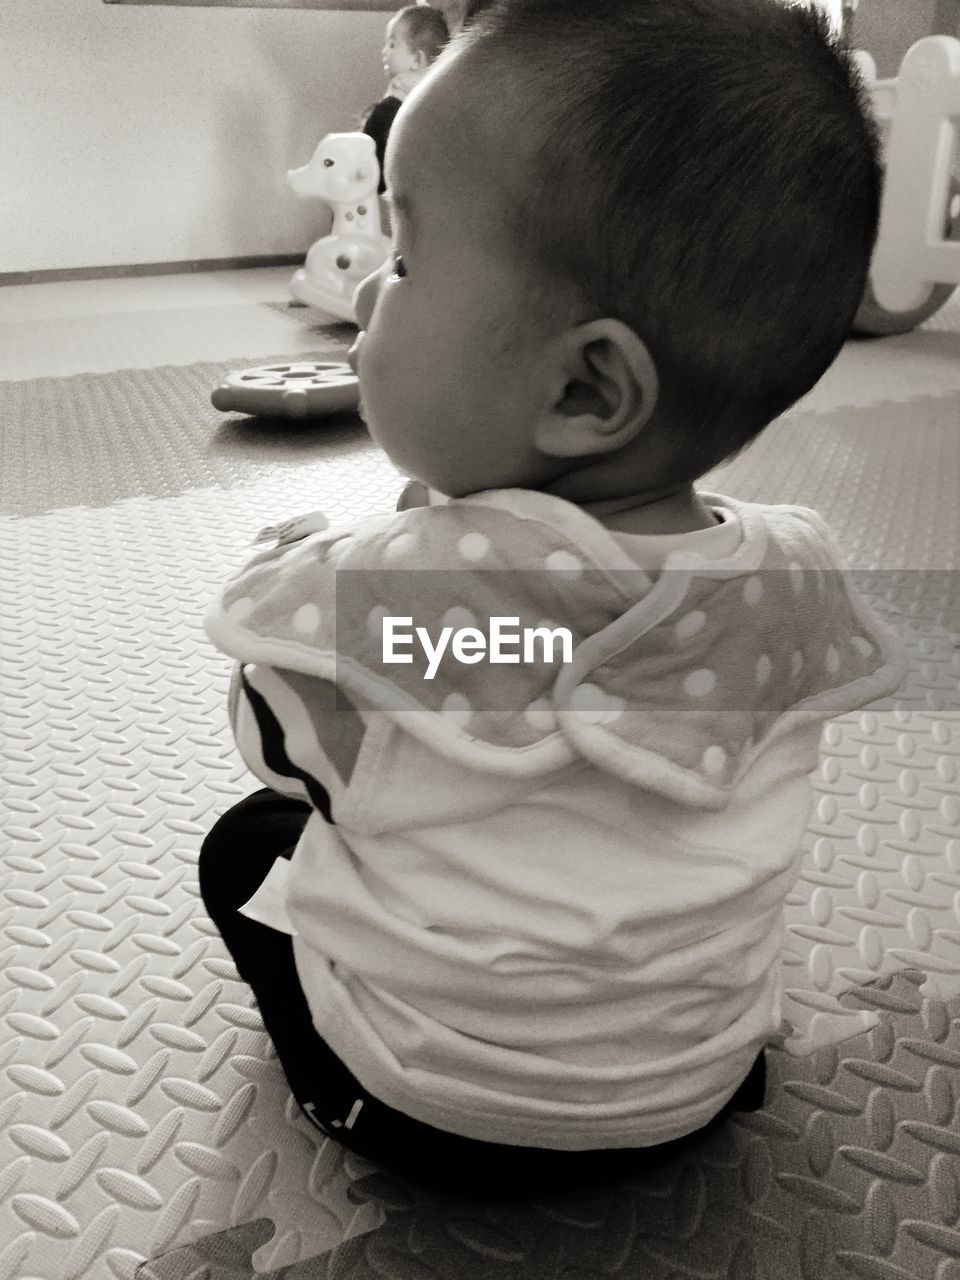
[1,274,959,1279]
[136,973,960,1280]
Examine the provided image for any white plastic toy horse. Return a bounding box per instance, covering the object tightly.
[287,133,391,321]
[854,37,960,334]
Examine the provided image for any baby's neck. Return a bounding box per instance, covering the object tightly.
[575,486,719,536]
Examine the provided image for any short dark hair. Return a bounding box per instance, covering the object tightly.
[396,5,450,63]
[461,0,881,479]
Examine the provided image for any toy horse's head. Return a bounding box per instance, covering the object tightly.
[287,133,380,205]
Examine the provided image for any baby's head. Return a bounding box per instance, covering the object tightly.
[350,0,880,503]
[383,6,449,82]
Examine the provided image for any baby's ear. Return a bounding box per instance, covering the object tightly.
[533,319,658,460]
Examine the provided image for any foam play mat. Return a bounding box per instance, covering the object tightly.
[1,275,958,1279]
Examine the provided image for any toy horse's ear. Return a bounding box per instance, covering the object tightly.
[534,319,659,459]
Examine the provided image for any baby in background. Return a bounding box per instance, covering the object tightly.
[202,0,906,1198]
[362,5,449,194]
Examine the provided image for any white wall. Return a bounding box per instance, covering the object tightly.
[2,0,387,273]
[851,0,940,77]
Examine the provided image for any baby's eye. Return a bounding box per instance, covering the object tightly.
[389,252,407,281]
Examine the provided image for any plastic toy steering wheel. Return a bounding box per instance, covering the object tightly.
[210,361,360,419]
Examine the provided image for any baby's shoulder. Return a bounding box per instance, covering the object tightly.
[317,493,584,574]
[706,494,847,571]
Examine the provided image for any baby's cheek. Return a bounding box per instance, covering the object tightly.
[362,319,414,406]
[358,356,412,460]
[356,333,389,402]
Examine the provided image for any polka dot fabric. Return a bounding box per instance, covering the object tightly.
[210,499,631,753]
[583,558,894,796]
[206,490,907,807]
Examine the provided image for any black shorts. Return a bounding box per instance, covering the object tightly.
[198,787,766,1199]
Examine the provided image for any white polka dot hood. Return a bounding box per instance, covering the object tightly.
[205,488,906,812]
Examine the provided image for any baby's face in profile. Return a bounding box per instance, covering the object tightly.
[382,16,420,79]
[347,52,564,499]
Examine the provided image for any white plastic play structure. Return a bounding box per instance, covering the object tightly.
[286,133,391,321]
[854,35,960,334]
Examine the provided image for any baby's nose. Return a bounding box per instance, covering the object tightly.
[346,333,361,375]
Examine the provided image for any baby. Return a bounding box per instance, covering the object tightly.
[202,0,906,1197]
[362,5,449,194]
